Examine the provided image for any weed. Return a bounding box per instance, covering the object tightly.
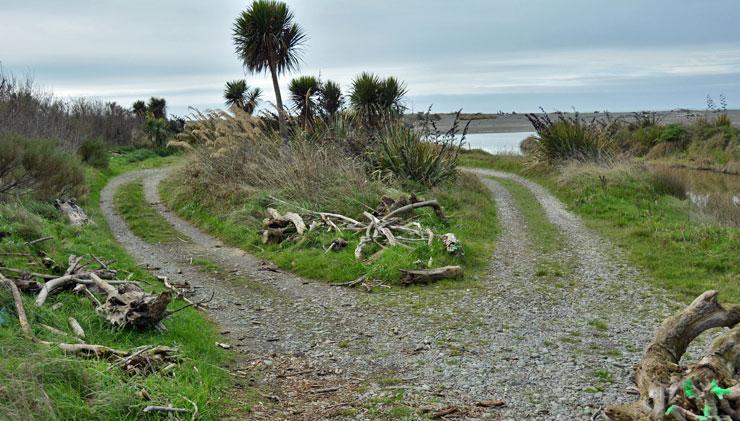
[588,319,609,331]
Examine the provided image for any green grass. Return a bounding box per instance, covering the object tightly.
[464,151,740,304]
[113,180,181,243]
[0,149,246,419]
[489,176,562,253]
[160,171,498,285]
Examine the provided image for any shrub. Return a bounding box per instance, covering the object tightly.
[0,134,87,201]
[525,111,618,164]
[77,138,109,169]
[0,71,140,150]
[371,112,465,188]
[714,113,732,127]
[656,124,688,144]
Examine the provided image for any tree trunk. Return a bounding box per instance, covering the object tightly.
[269,61,288,143]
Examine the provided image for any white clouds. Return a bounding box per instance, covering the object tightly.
[2,1,739,113]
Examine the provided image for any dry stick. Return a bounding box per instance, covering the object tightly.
[24,236,53,246]
[68,317,85,339]
[333,275,367,288]
[0,267,57,280]
[35,275,79,306]
[180,395,199,421]
[73,284,102,307]
[381,200,447,222]
[142,406,190,415]
[0,273,32,337]
[40,324,85,344]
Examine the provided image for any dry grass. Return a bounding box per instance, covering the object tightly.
[175,109,385,213]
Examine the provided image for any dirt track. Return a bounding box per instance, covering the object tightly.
[99,167,686,419]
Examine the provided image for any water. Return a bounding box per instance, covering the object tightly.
[462,131,534,155]
[649,164,740,228]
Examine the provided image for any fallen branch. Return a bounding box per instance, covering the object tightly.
[68,317,85,339]
[399,266,463,285]
[24,236,53,247]
[333,275,367,288]
[382,200,447,223]
[0,273,32,337]
[142,406,190,415]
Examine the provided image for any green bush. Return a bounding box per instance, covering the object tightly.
[656,124,688,144]
[372,124,460,187]
[0,134,87,201]
[77,138,109,169]
[525,112,617,164]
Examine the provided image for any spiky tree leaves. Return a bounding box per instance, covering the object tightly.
[288,75,320,124]
[224,79,248,110]
[132,100,147,117]
[244,87,263,115]
[224,79,263,114]
[319,80,343,120]
[349,72,407,127]
[233,0,307,141]
[379,76,407,115]
[147,97,167,119]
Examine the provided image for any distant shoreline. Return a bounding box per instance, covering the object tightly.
[415,109,740,134]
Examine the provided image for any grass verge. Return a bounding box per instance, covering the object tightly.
[113,180,180,244]
[463,151,739,303]
[160,169,498,286]
[488,176,562,253]
[0,149,243,419]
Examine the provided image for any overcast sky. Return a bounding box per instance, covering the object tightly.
[2,0,740,115]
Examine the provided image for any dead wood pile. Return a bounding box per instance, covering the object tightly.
[606,291,740,420]
[261,195,460,262]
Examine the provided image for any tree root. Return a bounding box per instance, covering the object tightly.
[606,291,740,420]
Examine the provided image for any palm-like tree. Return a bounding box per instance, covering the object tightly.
[379,76,407,116]
[349,72,382,125]
[147,97,167,119]
[233,0,307,140]
[319,80,343,120]
[244,87,263,115]
[349,73,407,126]
[132,100,147,117]
[224,79,248,110]
[288,75,319,123]
[224,80,263,114]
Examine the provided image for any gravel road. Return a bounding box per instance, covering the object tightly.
[99,167,685,420]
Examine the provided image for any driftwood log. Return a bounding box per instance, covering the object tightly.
[90,273,171,329]
[606,291,740,420]
[442,233,464,257]
[55,199,89,226]
[0,273,32,337]
[400,265,463,285]
[261,208,306,244]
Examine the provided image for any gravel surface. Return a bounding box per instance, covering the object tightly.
[99,167,687,420]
